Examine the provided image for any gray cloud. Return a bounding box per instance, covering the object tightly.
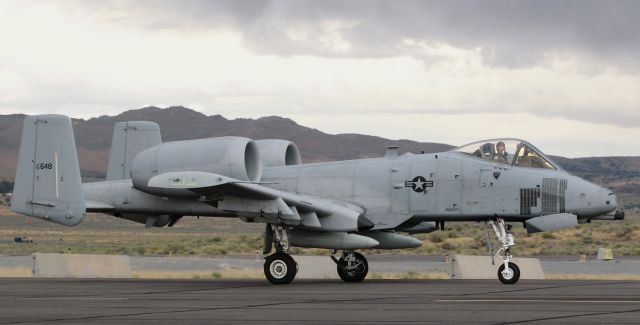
[3,0,634,133]
[93,0,640,70]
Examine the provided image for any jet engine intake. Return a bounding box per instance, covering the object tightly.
[254,139,301,167]
[131,137,261,196]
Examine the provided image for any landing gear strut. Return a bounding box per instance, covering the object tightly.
[332,250,368,282]
[263,225,298,284]
[485,218,520,284]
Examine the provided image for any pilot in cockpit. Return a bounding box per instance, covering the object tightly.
[494,141,508,163]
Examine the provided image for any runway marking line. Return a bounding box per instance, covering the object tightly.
[436,299,640,303]
[16,297,129,301]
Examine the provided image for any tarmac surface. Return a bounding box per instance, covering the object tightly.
[1,279,639,324]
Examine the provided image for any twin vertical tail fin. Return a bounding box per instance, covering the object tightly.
[106,121,161,181]
[11,115,86,226]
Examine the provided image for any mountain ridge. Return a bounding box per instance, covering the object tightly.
[0,106,638,201]
[0,106,454,179]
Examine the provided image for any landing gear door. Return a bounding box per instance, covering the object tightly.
[478,167,497,213]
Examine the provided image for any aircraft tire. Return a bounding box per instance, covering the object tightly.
[264,252,297,284]
[498,262,520,284]
[337,252,368,282]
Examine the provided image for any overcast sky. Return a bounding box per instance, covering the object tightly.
[1,0,639,157]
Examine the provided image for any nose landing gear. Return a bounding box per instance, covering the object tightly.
[498,262,520,284]
[485,218,520,284]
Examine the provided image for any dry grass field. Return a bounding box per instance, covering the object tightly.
[1,204,639,257]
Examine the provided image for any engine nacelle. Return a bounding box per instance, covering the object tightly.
[131,137,261,196]
[254,139,301,167]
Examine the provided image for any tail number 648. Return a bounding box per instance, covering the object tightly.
[36,162,53,170]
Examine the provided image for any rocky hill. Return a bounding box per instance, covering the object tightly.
[0,106,453,180]
[0,106,640,207]
[1,106,639,203]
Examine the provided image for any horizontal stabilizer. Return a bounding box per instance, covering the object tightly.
[11,115,85,226]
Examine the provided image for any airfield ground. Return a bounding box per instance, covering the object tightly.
[1,206,639,257]
[1,202,640,281]
[1,205,639,324]
[0,278,639,324]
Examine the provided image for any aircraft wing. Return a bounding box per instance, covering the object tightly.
[148,171,373,232]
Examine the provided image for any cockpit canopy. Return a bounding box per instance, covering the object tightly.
[451,138,561,170]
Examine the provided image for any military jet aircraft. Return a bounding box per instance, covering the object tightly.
[11,115,624,284]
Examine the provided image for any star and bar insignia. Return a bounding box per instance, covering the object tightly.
[405,176,434,193]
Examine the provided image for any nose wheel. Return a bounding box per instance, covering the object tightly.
[485,218,521,285]
[498,262,520,284]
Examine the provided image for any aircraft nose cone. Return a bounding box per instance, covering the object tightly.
[604,190,618,213]
[357,215,375,232]
[609,192,625,220]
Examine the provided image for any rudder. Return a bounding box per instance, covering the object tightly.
[11,115,85,226]
[106,121,161,180]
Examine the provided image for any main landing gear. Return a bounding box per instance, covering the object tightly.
[264,252,297,284]
[262,225,298,284]
[261,225,370,284]
[331,250,369,282]
[485,218,520,284]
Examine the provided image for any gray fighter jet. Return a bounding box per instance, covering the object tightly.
[11,115,624,284]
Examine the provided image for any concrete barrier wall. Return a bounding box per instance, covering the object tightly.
[450,255,544,280]
[32,253,132,278]
[293,256,339,279]
[10,254,640,280]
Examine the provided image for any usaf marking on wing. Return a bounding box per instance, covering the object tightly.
[10,115,625,285]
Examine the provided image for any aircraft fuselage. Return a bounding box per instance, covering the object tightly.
[84,151,616,230]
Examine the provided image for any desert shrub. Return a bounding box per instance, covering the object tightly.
[542,232,557,239]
